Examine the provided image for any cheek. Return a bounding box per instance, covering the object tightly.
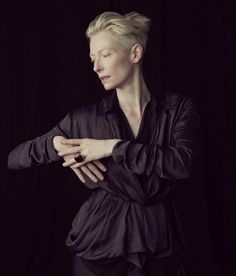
[110,57,132,77]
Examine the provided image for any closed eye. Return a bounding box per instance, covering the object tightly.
[102,51,112,58]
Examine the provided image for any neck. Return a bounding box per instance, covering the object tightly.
[115,73,151,117]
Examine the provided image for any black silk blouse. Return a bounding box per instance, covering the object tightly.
[8,91,202,269]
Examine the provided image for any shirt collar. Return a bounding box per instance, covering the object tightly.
[98,90,161,116]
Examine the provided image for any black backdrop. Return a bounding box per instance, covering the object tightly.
[1,1,235,275]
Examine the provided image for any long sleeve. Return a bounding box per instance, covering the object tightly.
[111,97,202,180]
[8,111,73,169]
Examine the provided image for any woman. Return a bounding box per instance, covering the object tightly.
[8,11,202,276]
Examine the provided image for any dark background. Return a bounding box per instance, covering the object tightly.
[1,0,235,275]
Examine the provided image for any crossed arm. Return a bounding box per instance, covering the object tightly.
[8,97,201,183]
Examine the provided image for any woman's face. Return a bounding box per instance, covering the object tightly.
[89,30,135,90]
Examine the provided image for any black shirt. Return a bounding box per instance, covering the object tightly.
[8,90,202,269]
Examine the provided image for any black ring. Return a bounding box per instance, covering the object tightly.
[74,154,85,163]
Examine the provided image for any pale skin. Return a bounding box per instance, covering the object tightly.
[53,29,151,183]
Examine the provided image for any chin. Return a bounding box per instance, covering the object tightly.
[103,84,116,91]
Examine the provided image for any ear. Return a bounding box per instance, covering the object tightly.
[130,44,143,64]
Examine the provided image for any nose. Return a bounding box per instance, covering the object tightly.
[93,59,103,73]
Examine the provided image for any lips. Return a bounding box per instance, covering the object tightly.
[100,76,110,81]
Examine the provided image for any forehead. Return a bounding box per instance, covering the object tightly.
[89,30,125,55]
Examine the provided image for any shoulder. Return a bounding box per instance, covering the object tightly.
[159,91,202,123]
[161,92,202,128]
[161,91,197,110]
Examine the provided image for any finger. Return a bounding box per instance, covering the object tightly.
[80,165,99,183]
[92,160,107,172]
[63,154,74,162]
[86,163,104,180]
[70,160,87,169]
[58,146,81,157]
[72,168,86,183]
[62,157,77,167]
[61,139,82,145]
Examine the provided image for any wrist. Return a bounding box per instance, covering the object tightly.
[105,139,123,157]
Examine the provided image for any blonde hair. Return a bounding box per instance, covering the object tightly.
[85,11,151,51]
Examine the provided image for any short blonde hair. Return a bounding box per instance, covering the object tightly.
[85,11,151,51]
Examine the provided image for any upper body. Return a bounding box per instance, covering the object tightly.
[7,89,202,268]
[7,11,202,269]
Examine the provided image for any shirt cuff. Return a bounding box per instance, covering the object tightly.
[111,140,132,164]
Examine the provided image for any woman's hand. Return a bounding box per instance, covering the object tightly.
[64,154,107,183]
[58,138,122,169]
[53,136,108,183]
